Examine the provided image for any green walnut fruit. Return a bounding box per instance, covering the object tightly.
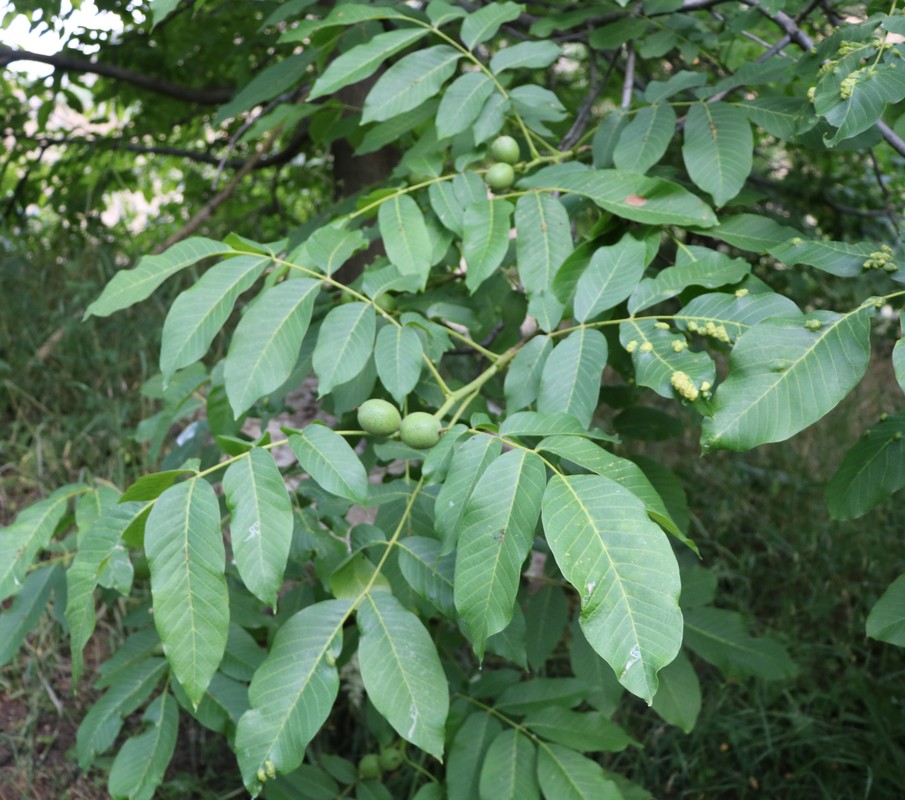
[357,399,401,436]
[490,135,520,164]
[400,412,442,449]
[358,754,382,779]
[485,162,515,191]
[378,747,403,771]
[374,292,396,313]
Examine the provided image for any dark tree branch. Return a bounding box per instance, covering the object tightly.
[0,46,233,105]
[5,128,309,172]
[559,47,608,151]
[154,126,283,253]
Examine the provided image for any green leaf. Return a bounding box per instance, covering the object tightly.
[677,291,802,343]
[0,483,86,603]
[97,627,161,689]
[629,245,750,314]
[280,4,415,43]
[427,0,467,26]
[515,193,572,331]
[290,425,368,504]
[479,730,539,800]
[486,604,528,668]
[620,318,715,400]
[236,599,351,792]
[310,28,428,100]
[537,435,683,542]
[461,2,523,50]
[67,502,148,682]
[149,0,179,28]
[221,622,266,682]
[437,72,495,138]
[591,109,628,168]
[825,411,905,520]
[85,238,230,319]
[491,41,562,73]
[375,324,424,405]
[818,61,905,146]
[702,308,873,451]
[504,334,552,412]
[357,591,448,758]
[613,103,676,174]
[542,474,683,702]
[428,179,466,236]
[77,658,168,769]
[447,713,502,800]
[524,707,632,753]
[536,743,622,800]
[574,234,647,322]
[768,237,875,278]
[454,450,547,658]
[108,692,179,800]
[651,650,700,733]
[161,255,268,381]
[867,574,905,647]
[397,536,456,617]
[358,100,438,155]
[313,302,376,395]
[261,764,339,800]
[511,85,567,136]
[683,606,798,681]
[120,470,196,502]
[522,164,717,227]
[379,195,432,279]
[435,434,502,553]
[500,411,614,441]
[894,320,905,394]
[146,479,229,706]
[304,223,368,276]
[362,45,461,124]
[474,92,510,144]
[738,96,810,138]
[214,52,317,125]
[225,278,321,416]
[644,69,707,102]
[223,449,293,609]
[464,199,514,293]
[0,564,58,668]
[536,328,607,428]
[696,212,796,253]
[682,101,753,206]
[525,585,569,671]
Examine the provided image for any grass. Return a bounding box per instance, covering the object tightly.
[0,235,167,523]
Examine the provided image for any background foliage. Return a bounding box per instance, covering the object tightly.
[2,1,905,798]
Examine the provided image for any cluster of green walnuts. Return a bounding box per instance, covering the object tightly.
[357,399,441,449]
[358,745,403,780]
[484,134,520,190]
